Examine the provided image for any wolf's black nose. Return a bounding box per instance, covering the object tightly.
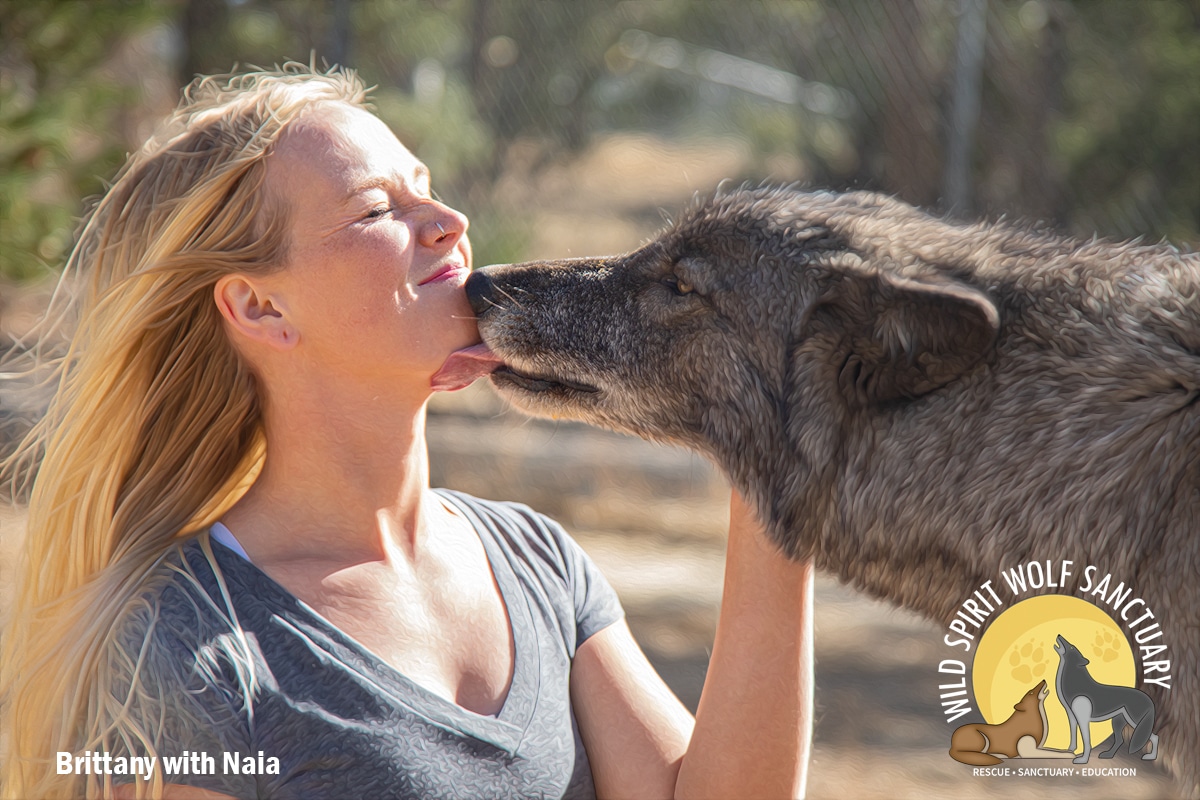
[465,268,497,317]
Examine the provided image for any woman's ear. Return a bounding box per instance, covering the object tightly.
[213,275,297,351]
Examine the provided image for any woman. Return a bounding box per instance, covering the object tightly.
[1,65,813,800]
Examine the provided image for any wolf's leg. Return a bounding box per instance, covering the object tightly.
[1071,696,1093,764]
[1142,733,1158,761]
[1127,696,1156,754]
[950,726,1003,766]
[1099,725,1122,759]
[1064,701,1079,753]
[1017,736,1076,759]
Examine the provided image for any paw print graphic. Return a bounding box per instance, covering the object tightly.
[1008,637,1048,684]
[1091,630,1122,663]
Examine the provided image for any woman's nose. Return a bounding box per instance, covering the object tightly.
[420,204,469,249]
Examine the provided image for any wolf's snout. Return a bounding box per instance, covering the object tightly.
[465,268,498,317]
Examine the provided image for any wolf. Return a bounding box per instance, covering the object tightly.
[438,187,1199,795]
[948,679,1074,766]
[1054,634,1159,764]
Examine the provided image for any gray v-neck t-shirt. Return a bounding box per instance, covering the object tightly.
[114,490,624,799]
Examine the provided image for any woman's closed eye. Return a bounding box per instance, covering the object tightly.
[364,194,432,221]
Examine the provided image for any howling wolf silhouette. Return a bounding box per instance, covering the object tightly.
[1054,634,1158,764]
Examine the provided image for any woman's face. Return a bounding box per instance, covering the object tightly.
[261,102,479,392]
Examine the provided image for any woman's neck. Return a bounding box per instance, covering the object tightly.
[221,380,439,567]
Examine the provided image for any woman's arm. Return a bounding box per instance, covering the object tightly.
[570,619,695,798]
[571,490,814,800]
[674,491,814,799]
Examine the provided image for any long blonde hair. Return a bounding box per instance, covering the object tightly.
[1,64,368,799]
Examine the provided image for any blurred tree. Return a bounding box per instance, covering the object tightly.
[3,0,1196,287]
[0,0,166,282]
[975,0,1070,225]
[1054,0,1200,241]
[181,0,230,83]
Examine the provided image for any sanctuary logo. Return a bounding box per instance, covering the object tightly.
[935,560,1168,778]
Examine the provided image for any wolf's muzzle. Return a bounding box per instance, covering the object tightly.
[465,268,499,317]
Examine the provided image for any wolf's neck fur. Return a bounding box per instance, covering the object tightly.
[1058,656,1101,696]
[748,239,1200,626]
[1055,656,1069,707]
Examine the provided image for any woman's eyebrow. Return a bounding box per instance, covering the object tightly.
[343,165,431,202]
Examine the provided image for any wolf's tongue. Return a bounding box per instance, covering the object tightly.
[431,342,506,392]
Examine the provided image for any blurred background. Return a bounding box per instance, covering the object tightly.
[1,1,1194,797]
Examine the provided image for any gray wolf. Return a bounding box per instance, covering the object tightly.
[949,679,1073,765]
[1054,634,1159,764]
[452,187,1199,795]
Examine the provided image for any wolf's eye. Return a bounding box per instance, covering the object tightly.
[663,275,694,296]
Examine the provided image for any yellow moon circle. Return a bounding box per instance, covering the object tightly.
[972,594,1136,751]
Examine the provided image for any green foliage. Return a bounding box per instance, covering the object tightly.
[1055,0,1200,241]
[0,0,165,282]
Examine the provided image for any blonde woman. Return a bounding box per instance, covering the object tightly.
[1,66,814,800]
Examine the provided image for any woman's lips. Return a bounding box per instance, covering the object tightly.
[419,263,470,286]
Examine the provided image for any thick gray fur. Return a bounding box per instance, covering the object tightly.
[466,187,1199,796]
[1054,634,1158,765]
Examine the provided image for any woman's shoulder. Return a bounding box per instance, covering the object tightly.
[434,488,624,650]
[433,487,550,523]
[109,538,259,736]
[121,536,264,664]
[434,489,579,574]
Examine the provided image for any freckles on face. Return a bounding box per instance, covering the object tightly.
[277,109,421,269]
[261,103,478,379]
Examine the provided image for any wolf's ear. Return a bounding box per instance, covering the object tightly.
[818,268,999,404]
